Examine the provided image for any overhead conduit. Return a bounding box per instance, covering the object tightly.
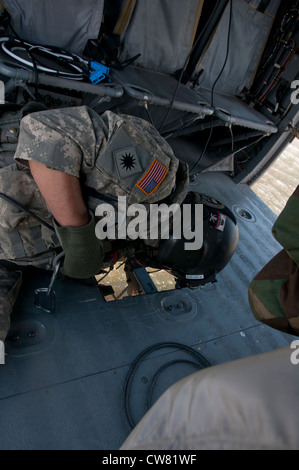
[0,61,124,98]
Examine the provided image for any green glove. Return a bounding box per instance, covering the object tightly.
[54,213,103,279]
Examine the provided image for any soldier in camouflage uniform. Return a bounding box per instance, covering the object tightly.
[249,186,299,336]
[0,105,189,341]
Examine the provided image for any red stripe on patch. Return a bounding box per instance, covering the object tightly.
[137,159,168,196]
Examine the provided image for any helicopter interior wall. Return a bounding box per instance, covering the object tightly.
[118,0,204,74]
[195,0,281,95]
[0,0,297,182]
[2,0,105,54]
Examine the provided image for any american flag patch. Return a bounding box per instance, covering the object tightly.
[136,159,168,196]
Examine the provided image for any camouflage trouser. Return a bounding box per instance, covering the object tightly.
[0,263,22,342]
[248,186,299,336]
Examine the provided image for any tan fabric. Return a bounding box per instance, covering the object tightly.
[121,347,299,450]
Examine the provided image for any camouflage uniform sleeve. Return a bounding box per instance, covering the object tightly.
[248,186,299,336]
[248,250,299,336]
[14,106,107,178]
[272,185,299,265]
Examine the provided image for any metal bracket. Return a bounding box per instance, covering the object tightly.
[125,260,158,295]
[289,123,299,139]
[34,258,62,313]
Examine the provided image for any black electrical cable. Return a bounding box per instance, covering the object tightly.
[158,0,223,134]
[146,359,205,410]
[0,37,87,80]
[210,0,233,109]
[186,0,228,81]
[188,0,233,176]
[0,192,55,232]
[252,2,299,101]
[189,117,214,174]
[7,21,40,92]
[123,342,211,429]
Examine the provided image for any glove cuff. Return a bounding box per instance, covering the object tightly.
[54,213,103,279]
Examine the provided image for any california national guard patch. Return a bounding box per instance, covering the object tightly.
[113,146,142,179]
[137,158,168,196]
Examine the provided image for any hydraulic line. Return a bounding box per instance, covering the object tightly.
[123,342,211,429]
[0,61,123,98]
[252,2,299,106]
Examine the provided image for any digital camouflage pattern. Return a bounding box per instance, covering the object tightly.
[0,162,59,265]
[249,186,299,336]
[0,264,22,341]
[15,106,185,204]
[0,105,188,266]
[272,186,299,266]
[0,106,189,340]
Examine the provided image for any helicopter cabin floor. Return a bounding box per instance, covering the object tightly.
[0,171,296,450]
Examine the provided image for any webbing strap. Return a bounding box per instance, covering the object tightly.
[31,225,47,253]
[8,226,49,259]
[113,0,136,35]
[8,231,26,258]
